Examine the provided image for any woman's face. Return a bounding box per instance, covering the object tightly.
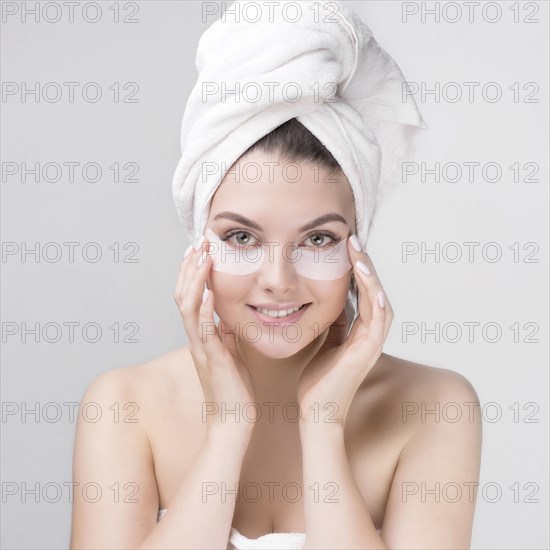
[204,149,356,359]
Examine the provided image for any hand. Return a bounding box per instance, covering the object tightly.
[296,237,393,429]
[174,236,257,439]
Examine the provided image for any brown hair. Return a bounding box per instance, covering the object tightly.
[242,117,342,174]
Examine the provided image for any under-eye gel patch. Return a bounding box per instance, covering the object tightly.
[203,229,351,280]
[204,229,262,276]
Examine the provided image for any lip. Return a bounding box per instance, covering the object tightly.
[248,302,306,310]
[246,303,311,326]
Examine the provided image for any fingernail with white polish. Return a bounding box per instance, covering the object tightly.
[184,245,192,258]
[377,290,385,309]
[197,252,207,267]
[193,235,205,251]
[349,234,362,252]
[356,261,371,276]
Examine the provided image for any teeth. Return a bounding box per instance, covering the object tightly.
[254,305,304,318]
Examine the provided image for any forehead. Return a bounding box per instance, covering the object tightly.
[210,149,355,218]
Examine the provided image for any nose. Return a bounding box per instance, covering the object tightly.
[255,241,301,292]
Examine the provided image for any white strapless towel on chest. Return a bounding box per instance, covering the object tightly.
[157,508,380,549]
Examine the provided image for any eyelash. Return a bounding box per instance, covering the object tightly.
[220,229,341,249]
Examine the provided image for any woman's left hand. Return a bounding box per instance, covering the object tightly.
[296,237,394,429]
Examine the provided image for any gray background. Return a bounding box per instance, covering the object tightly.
[1,1,548,548]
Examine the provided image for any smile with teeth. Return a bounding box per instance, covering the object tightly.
[252,304,307,318]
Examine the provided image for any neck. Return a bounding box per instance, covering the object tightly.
[235,330,327,402]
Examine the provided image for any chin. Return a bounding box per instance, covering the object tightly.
[250,337,312,359]
[231,319,314,359]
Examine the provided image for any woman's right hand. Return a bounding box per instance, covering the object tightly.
[174,236,257,440]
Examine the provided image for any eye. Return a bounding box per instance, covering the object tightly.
[220,229,260,247]
[220,229,341,249]
[303,231,340,249]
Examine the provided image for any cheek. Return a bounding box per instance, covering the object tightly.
[327,275,352,308]
[313,274,351,298]
[315,277,352,332]
[306,276,352,320]
[207,271,250,308]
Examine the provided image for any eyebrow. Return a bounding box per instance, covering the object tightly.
[212,211,348,232]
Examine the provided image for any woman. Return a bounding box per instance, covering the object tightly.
[70,3,482,550]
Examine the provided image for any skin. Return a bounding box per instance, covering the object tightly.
[70,150,482,549]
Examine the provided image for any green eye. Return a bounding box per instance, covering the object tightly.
[220,229,341,249]
[220,230,258,247]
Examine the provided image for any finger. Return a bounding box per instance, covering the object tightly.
[176,241,203,311]
[218,319,238,357]
[173,257,187,306]
[365,290,387,357]
[346,236,374,327]
[179,236,211,351]
[196,281,226,367]
[353,263,374,327]
[356,252,393,342]
[353,248,385,315]
[358,250,381,281]
[346,237,386,340]
[187,237,212,336]
[348,290,388,382]
[217,318,249,376]
[175,237,204,305]
[381,290,394,342]
[355,284,393,356]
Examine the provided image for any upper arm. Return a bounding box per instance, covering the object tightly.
[70,368,160,549]
[381,371,483,549]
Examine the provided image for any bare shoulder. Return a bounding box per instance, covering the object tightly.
[368,352,479,402]
[79,346,199,440]
[70,347,196,548]
[367,355,482,547]
[376,352,482,446]
[86,346,195,398]
[350,352,481,441]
